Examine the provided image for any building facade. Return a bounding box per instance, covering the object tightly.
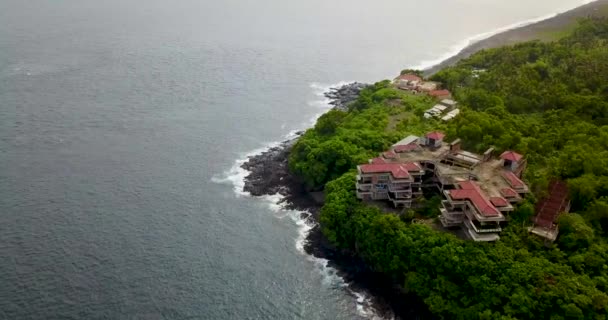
[356,131,530,241]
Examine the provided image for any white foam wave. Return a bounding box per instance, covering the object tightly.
[412,0,598,70]
[258,194,382,318]
[211,80,384,319]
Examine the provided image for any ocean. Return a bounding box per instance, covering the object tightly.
[0,0,592,318]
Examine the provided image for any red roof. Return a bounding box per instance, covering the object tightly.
[398,74,422,82]
[429,89,451,97]
[426,131,445,140]
[502,171,526,189]
[393,143,419,153]
[383,151,398,159]
[490,197,509,207]
[371,157,387,164]
[534,181,570,229]
[500,188,520,198]
[500,151,523,162]
[359,162,422,179]
[448,181,500,217]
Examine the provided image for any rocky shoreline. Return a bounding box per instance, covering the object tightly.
[241,83,433,320]
[239,3,608,318]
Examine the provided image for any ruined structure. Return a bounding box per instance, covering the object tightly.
[356,132,530,241]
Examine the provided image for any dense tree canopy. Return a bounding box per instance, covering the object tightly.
[291,18,608,319]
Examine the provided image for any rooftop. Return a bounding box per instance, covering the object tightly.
[371,157,387,164]
[359,162,423,179]
[500,151,523,162]
[381,134,529,201]
[429,89,451,97]
[426,131,445,140]
[397,74,422,82]
[393,135,419,147]
[534,181,570,229]
[490,197,510,207]
[448,181,501,217]
[440,99,457,106]
[382,151,398,159]
[393,143,419,153]
[502,171,526,189]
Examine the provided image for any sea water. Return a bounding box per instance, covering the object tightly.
[0,0,592,318]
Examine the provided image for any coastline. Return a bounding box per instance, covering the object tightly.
[236,2,608,319]
[423,0,608,75]
[241,84,434,319]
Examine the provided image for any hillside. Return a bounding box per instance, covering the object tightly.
[289,18,608,319]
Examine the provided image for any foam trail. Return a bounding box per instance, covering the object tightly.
[412,0,598,70]
[211,81,384,319]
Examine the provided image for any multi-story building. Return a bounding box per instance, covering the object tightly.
[355,131,530,241]
[356,159,425,208]
[440,181,514,241]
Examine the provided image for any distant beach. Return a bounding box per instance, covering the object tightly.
[425,0,608,75]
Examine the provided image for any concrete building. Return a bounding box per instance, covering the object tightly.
[440,99,458,109]
[395,74,422,90]
[423,131,445,148]
[441,108,460,121]
[417,81,440,92]
[356,160,425,208]
[424,104,448,119]
[355,131,530,242]
[429,89,452,100]
[440,181,513,241]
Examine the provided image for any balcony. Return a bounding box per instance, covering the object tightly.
[389,192,412,200]
[464,207,506,223]
[464,218,502,234]
[440,207,464,218]
[391,199,412,208]
[463,220,500,241]
[356,182,372,191]
[389,184,412,192]
[439,214,462,228]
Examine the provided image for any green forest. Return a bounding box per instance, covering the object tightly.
[288,18,608,319]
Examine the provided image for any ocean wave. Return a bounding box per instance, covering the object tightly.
[211,81,383,319]
[412,0,598,70]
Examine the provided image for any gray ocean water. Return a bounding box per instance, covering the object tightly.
[0,0,588,319]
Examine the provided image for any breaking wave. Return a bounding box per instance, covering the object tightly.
[412,0,598,70]
[211,81,382,319]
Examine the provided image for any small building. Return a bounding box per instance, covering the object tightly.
[424,104,448,119]
[392,135,419,148]
[429,89,452,100]
[424,131,445,148]
[500,151,523,171]
[441,108,460,121]
[395,74,422,90]
[440,99,458,109]
[417,81,440,92]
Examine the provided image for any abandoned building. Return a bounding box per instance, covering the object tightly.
[529,181,571,242]
[356,132,530,241]
[393,74,452,100]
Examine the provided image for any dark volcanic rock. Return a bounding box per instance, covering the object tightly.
[241,135,300,197]
[240,82,432,319]
[325,82,369,111]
